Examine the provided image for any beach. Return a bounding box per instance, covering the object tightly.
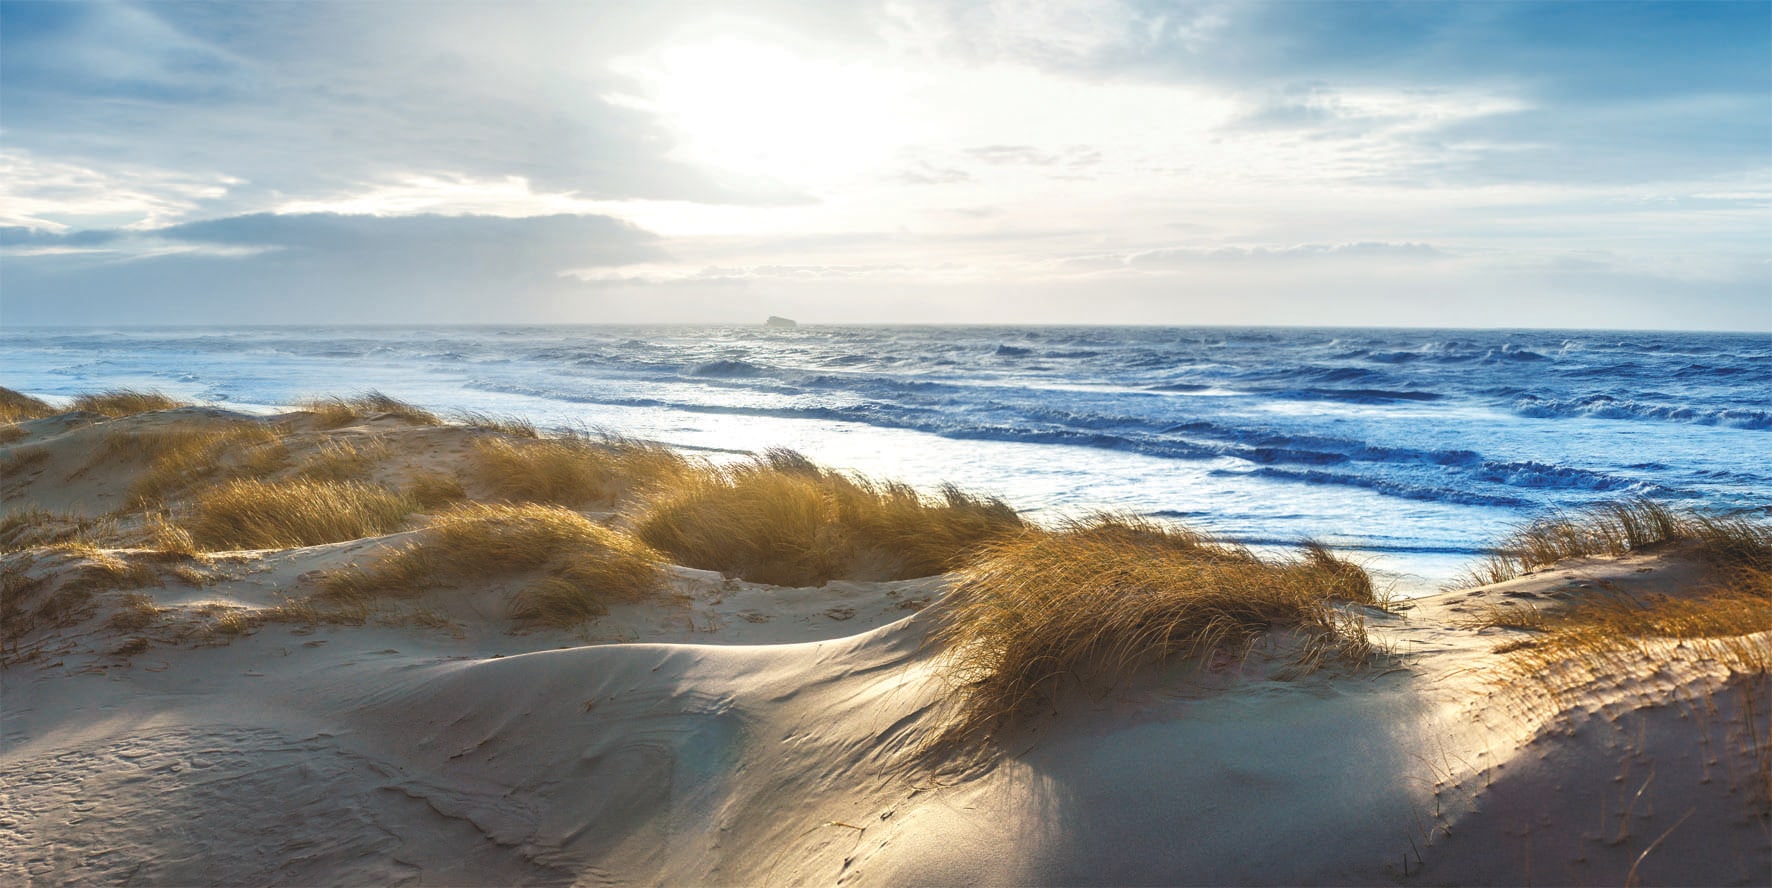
[7,0,1768,882]
[3,394,1767,885]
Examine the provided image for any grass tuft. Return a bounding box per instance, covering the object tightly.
[71,389,188,417]
[112,422,291,507]
[407,471,468,509]
[469,433,690,507]
[182,478,415,550]
[634,450,1024,586]
[322,502,666,627]
[1466,499,1771,587]
[932,514,1374,744]
[455,411,540,438]
[0,387,58,423]
[294,436,389,482]
[301,392,441,429]
[0,508,117,553]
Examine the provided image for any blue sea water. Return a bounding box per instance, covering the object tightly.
[4,325,1767,592]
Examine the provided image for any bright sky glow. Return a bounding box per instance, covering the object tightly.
[608,37,915,185]
[1,0,1767,329]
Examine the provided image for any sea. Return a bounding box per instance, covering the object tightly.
[4,325,1768,593]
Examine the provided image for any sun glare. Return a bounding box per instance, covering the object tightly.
[607,37,910,185]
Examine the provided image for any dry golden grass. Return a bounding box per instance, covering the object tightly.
[182,478,415,551]
[2,550,162,658]
[106,592,165,633]
[104,422,290,507]
[71,389,188,417]
[0,507,117,553]
[407,470,468,509]
[1463,600,1550,632]
[470,433,690,507]
[1500,571,1771,676]
[455,411,539,438]
[635,449,1024,586]
[932,515,1375,744]
[1467,499,1771,586]
[1480,512,1772,810]
[0,387,58,423]
[301,392,441,429]
[0,444,50,481]
[294,436,389,482]
[322,502,666,627]
[145,511,200,558]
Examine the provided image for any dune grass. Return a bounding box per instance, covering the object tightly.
[181,478,416,551]
[633,449,1025,587]
[1476,506,1772,808]
[1466,499,1771,586]
[108,422,291,507]
[455,411,540,438]
[321,502,666,627]
[931,515,1375,744]
[406,470,468,509]
[301,392,441,429]
[0,444,50,482]
[71,389,188,417]
[469,432,691,507]
[294,436,389,482]
[0,507,118,554]
[0,387,58,423]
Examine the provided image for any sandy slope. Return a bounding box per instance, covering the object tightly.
[2,410,1767,885]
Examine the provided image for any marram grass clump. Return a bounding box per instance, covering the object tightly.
[932,515,1375,744]
[322,502,667,628]
[0,387,58,423]
[183,478,416,551]
[470,433,690,507]
[635,449,1025,586]
[71,389,188,417]
[300,392,442,429]
[108,422,290,507]
[1481,504,1771,671]
[1466,498,1772,586]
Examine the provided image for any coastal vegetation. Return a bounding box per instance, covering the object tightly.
[1465,498,1771,585]
[71,389,189,418]
[0,387,58,423]
[320,502,667,627]
[469,433,690,507]
[184,478,416,551]
[300,391,442,428]
[633,448,1025,586]
[933,515,1376,743]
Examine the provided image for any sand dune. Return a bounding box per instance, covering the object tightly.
[2,404,1766,885]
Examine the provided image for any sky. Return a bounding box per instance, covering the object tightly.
[1,0,1767,329]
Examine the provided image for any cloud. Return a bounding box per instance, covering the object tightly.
[570,262,910,286]
[965,144,1102,168]
[0,1,810,226]
[1061,241,1449,272]
[0,213,662,324]
[888,162,975,185]
[890,0,1770,186]
[2,1,1766,330]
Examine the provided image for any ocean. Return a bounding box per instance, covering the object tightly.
[5,325,1767,592]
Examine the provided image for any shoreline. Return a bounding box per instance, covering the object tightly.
[1,386,1496,594]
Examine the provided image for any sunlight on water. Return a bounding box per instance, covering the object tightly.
[5,324,1766,593]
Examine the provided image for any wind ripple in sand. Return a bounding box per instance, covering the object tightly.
[0,726,570,886]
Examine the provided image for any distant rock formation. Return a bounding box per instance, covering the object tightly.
[765,315,798,328]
